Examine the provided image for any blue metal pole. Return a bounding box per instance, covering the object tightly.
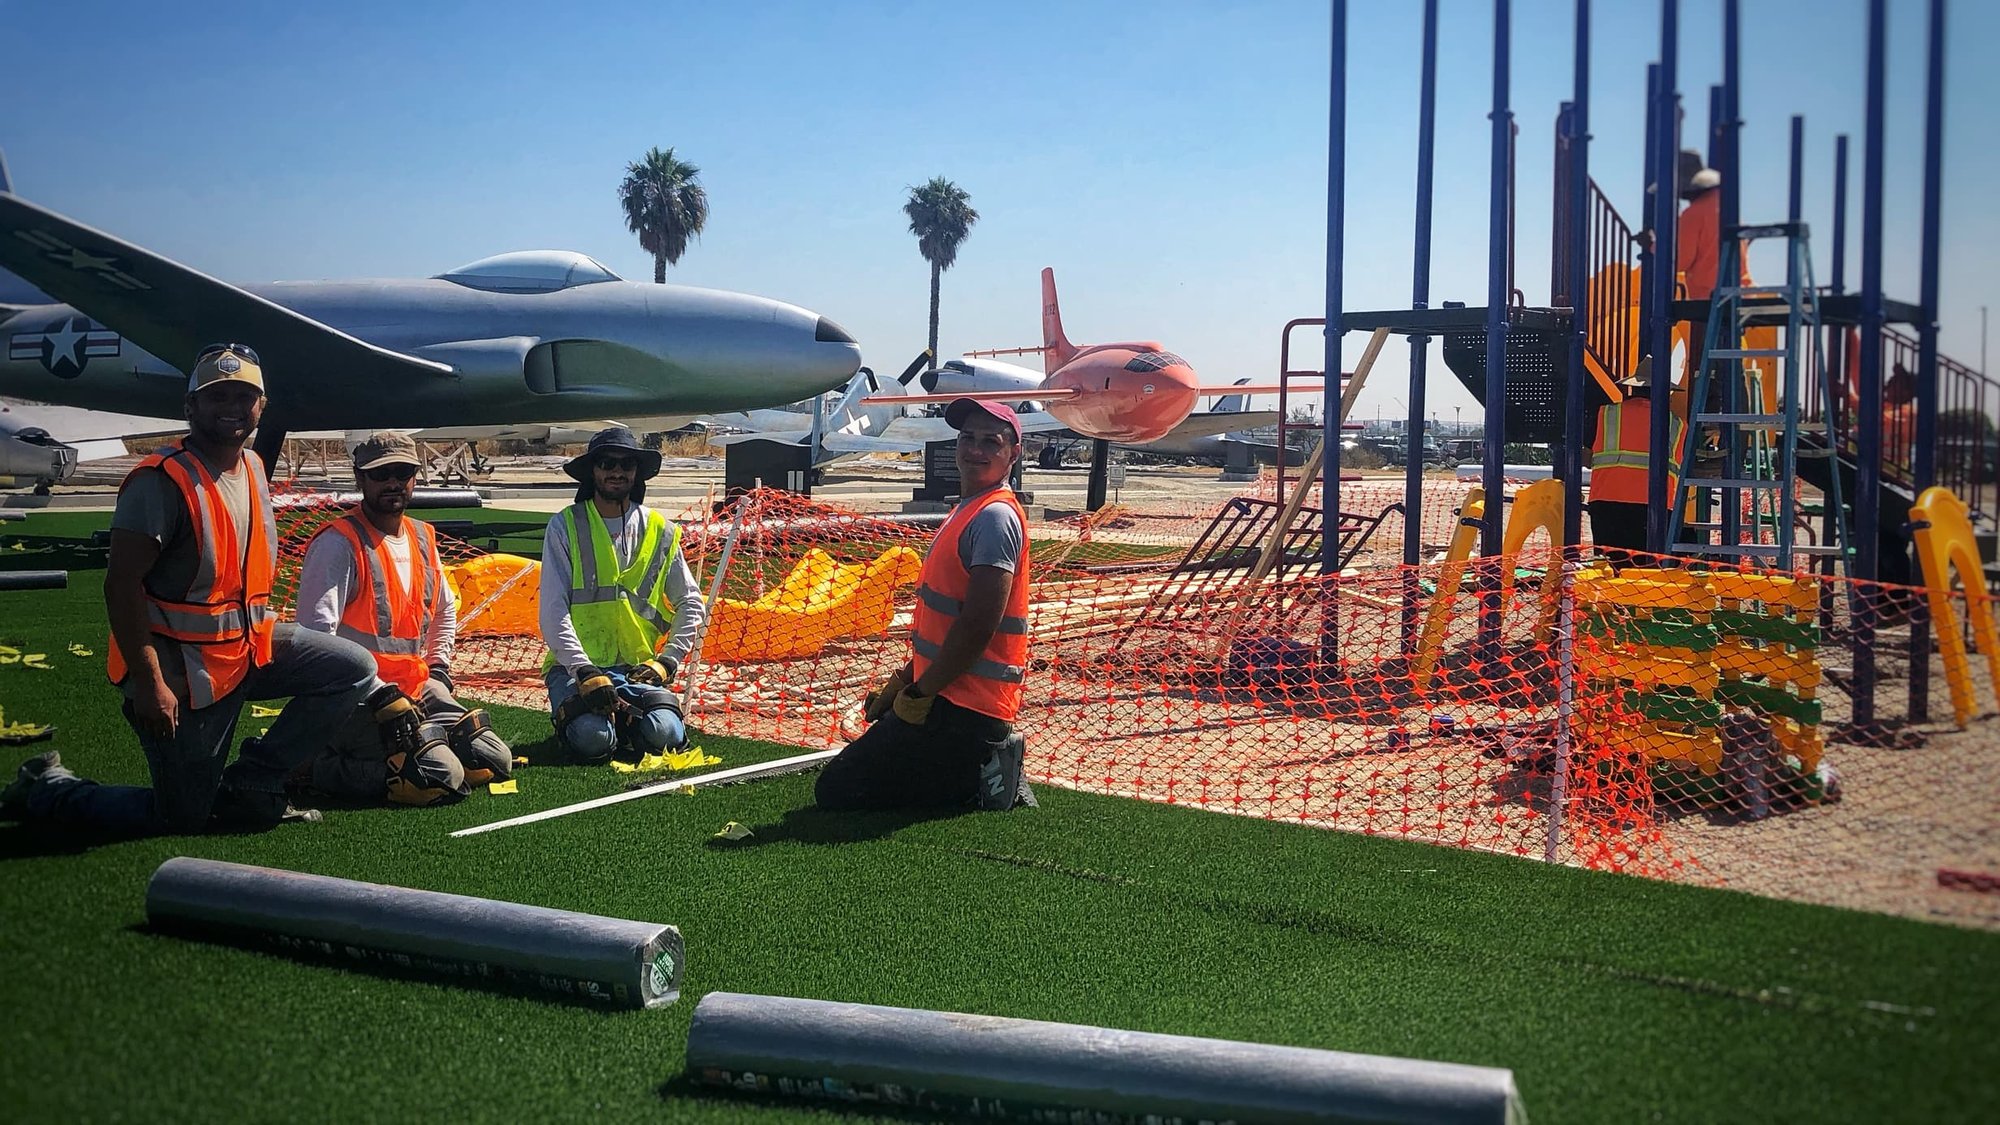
[1719,0,1744,553]
[1401,0,1439,657]
[1481,0,1512,562]
[1646,0,1680,557]
[1323,0,1347,580]
[1831,136,1849,295]
[1405,0,1439,572]
[1909,0,1946,723]
[1823,133,1849,573]
[1853,0,1887,733]
[1787,116,1805,225]
[1639,63,1660,374]
[1562,0,1591,555]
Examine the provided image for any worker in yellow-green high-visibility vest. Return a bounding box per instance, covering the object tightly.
[538,428,707,764]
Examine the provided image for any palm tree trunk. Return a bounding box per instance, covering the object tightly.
[655,251,667,285]
[927,262,942,362]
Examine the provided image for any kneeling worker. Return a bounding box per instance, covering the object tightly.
[540,427,705,763]
[817,398,1036,811]
[292,432,512,805]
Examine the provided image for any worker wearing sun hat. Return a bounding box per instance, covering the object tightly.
[539,427,705,764]
[817,397,1037,812]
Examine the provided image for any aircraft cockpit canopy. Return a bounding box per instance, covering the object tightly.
[436,251,622,293]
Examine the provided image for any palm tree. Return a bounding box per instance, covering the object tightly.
[903,177,979,362]
[618,147,709,283]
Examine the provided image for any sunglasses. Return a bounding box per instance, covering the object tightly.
[362,465,418,483]
[595,456,640,472]
[197,342,261,366]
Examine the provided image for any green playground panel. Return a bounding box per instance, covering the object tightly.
[1712,608,1820,650]
[1719,678,1824,724]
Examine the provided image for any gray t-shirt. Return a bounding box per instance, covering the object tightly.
[109,457,254,698]
[955,487,1024,574]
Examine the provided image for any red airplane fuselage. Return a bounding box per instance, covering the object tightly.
[1041,342,1200,444]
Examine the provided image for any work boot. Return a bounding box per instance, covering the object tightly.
[0,750,60,819]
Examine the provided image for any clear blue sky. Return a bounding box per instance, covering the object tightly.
[2,0,1992,424]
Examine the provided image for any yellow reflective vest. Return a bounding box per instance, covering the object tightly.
[542,502,683,671]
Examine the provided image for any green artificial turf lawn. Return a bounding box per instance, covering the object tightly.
[2,511,1997,1123]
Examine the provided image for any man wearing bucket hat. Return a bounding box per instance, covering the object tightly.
[1587,357,1687,568]
[3,345,376,834]
[290,431,513,806]
[538,426,705,763]
[816,398,1037,812]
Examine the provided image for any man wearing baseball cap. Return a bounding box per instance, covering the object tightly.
[538,426,706,764]
[816,397,1037,812]
[289,431,513,806]
[3,344,376,834]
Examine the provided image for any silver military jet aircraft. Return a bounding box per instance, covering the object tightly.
[0,157,863,465]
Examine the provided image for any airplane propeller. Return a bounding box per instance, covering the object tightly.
[895,349,932,387]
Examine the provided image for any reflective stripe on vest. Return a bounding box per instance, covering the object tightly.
[106,441,277,709]
[909,486,1032,722]
[1589,399,1686,505]
[324,514,440,694]
[541,503,683,670]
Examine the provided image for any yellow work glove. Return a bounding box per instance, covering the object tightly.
[630,656,678,687]
[891,686,934,727]
[863,666,912,723]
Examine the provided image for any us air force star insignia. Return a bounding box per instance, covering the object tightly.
[218,354,241,374]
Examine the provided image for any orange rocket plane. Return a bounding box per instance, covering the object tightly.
[873,268,1313,443]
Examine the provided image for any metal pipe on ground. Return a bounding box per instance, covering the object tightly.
[145,857,684,1009]
[0,570,66,590]
[686,992,1525,1125]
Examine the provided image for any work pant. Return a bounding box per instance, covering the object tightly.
[815,693,1023,811]
[23,625,375,835]
[308,677,469,802]
[1587,499,1651,568]
[544,666,684,765]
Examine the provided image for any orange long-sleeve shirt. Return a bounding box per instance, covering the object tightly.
[1676,191,1751,301]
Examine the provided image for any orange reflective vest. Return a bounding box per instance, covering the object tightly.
[1589,398,1687,506]
[910,487,1032,723]
[320,513,442,696]
[107,441,277,709]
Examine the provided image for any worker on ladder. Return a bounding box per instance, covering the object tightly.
[1588,357,1686,568]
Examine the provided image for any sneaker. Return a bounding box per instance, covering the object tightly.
[0,750,60,819]
[975,734,1030,812]
[210,784,321,831]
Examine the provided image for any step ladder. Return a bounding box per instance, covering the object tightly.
[1667,222,1851,572]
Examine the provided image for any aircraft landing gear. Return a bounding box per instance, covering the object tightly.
[1038,444,1063,470]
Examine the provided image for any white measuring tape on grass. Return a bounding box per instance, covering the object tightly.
[450,748,840,838]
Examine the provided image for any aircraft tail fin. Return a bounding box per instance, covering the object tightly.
[0,148,12,195]
[1211,377,1255,415]
[1040,267,1078,374]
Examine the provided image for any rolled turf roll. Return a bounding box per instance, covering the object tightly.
[146,857,683,1009]
[0,570,67,590]
[686,992,1524,1124]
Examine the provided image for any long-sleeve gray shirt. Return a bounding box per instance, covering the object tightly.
[540,503,706,673]
[293,522,458,667]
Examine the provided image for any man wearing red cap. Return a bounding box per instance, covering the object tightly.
[817,398,1036,811]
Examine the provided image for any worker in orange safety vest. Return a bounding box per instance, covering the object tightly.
[816,398,1036,812]
[1588,357,1687,568]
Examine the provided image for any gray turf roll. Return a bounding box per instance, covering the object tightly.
[687,992,1525,1124]
[146,857,682,1009]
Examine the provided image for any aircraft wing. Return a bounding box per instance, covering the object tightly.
[878,412,1071,446]
[1165,409,1281,440]
[820,433,924,454]
[0,193,453,388]
[0,397,181,455]
[711,430,809,447]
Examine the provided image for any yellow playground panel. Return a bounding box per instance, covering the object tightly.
[703,546,922,662]
[1576,567,1824,778]
[1411,479,1568,692]
[1910,486,2000,726]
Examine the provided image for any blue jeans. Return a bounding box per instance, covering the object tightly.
[544,666,685,764]
[26,625,376,834]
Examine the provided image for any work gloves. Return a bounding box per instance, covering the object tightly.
[891,686,934,727]
[573,664,620,716]
[367,684,425,758]
[864,666,912,723]
[630,656,678,687]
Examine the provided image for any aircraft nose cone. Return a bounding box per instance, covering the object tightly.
[815,317,856,344]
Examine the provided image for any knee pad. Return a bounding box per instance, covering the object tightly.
[618,704,685,753]
[446,709,513,784]
[386,736,468,807]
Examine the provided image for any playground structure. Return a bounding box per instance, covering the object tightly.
[240,0,1997,928]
